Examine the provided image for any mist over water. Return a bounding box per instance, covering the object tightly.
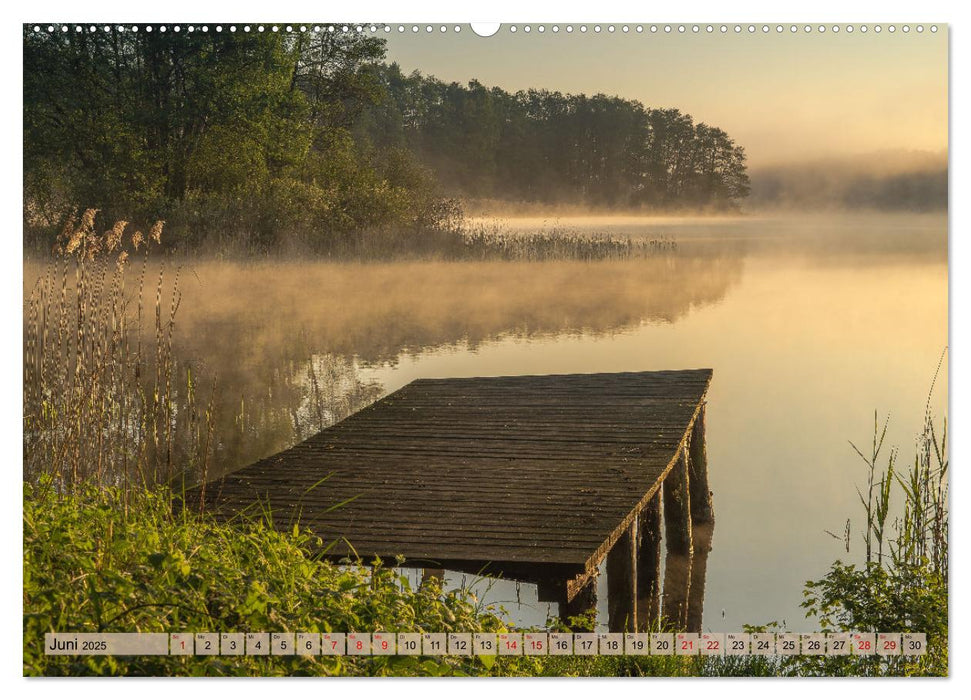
[470,210,946,259]
[351,213,947,629]
[23,210,947,631]
[748,151,948,213]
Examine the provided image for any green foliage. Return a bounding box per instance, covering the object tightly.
[800,561,946,675]
[22,27,446,254]
[23,479,541,676]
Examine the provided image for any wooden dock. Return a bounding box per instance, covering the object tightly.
[194,368,715,631]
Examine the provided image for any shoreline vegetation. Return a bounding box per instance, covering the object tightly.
[27,208,689,262]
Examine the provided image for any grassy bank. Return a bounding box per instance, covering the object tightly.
[23,478,515,676]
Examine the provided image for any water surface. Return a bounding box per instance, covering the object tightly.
[24,212,947,631]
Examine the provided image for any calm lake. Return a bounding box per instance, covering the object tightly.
[24,211,948,632]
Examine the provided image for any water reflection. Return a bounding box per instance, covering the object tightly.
[21,212,948,632]
[57,254,742,479]
[389,515,714,633]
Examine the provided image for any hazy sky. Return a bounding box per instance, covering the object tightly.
[384,27,948,167]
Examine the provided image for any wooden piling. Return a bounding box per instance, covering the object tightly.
[421,568,445,587]
[663,447,693,556]
[559,577,598,630]
[636,491,663,630]
[686,522,713,633]
[688,403,714,524]
[661,550,692,630]
[606,522,637,631]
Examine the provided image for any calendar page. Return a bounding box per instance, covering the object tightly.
[21,12,948,680]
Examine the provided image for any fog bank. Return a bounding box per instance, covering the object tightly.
[748,150,947,212]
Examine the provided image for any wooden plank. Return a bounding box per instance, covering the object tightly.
[191,369,712,576]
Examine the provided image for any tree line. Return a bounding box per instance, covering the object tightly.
[357,63,750,209]
[24,29,749,253]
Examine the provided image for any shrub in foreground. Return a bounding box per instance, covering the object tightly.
[23,479,533,676]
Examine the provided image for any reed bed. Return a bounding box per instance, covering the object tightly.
[23,209,214,502]
[310,219,679,261]
[459,225,679,262]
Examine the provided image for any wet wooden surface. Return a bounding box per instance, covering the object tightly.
[192,369,712,577]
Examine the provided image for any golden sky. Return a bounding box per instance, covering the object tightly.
[384,27,948,167]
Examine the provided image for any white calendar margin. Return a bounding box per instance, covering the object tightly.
[3,1,963,699]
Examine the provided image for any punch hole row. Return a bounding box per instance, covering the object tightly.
[29,25,463,34]
[30,24,939,35]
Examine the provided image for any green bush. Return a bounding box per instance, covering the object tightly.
[23,478,540,676]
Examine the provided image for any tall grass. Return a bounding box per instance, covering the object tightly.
[23,209,214,501]
[847,352,948,576]
[897,365,948,579]
[799,359,949,676]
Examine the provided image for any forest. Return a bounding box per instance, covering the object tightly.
[23,28,750,254]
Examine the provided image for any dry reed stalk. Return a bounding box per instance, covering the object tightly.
[23,209,214,503]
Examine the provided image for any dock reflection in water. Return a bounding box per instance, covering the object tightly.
[404,493,714,633]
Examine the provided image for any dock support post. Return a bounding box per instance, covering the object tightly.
[421,568,445,587]
[688,404,714,524]
[607,522,638,632]
[661,550,692,630]
[636,491,663,631]
[686,522,714,633]
[663,446,693,556]
[560,578,598,630]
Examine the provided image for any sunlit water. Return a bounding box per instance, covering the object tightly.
[24,212,948,632]
[362,248,948,630]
